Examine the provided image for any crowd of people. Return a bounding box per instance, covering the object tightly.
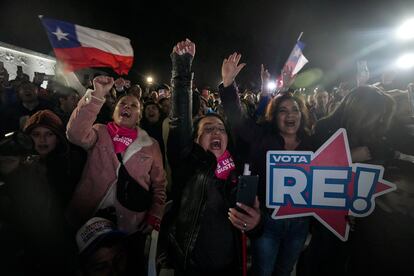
[0,37,413,276]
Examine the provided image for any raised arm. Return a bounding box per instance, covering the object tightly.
[66,76,114,150]
[167,39,196,164]
[219,52,245,123]
[219,53,263,144]
[255,64,273,119]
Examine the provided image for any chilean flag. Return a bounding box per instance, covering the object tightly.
[276,40,308,91]
[284,41,308,76]
[40,16,134,75]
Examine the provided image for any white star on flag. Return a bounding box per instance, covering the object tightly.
[293,48,301,58]
[52,27,69,41]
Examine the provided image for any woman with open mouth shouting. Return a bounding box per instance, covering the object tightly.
[219,53,314,276]
[161,39,262,275]
[66,74,167,274]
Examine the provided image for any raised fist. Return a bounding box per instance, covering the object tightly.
[172,38,196,57]
[92,76,114,98]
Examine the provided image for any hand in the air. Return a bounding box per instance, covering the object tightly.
[172,38,196,57]
[221,52,246,87]
[92,75,114,99]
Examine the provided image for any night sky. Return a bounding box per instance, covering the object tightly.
[1,0,414,90]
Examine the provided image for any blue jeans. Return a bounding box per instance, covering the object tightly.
[252,214,310,276]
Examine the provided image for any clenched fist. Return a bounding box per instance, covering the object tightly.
[92,76,114,99]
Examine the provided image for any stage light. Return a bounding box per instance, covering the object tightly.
[146,76,153,84]
[396,53,414,69]
[396,18,414,40]
[267,81,277,90]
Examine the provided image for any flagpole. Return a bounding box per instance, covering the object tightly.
[297,32,303,42]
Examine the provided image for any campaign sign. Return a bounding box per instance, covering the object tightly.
[266,128,396,241]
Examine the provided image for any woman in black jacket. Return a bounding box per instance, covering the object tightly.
[163,39,261,276]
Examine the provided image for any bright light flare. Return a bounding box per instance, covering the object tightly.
[396,18,414,40]
[146,76,153,84]
[396,53,414,69]
[267,81,277,90]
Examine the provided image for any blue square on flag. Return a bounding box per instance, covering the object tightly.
[41,18,81,48]
[285,41,308,76]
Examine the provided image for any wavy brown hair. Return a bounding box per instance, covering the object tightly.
[264,93,312,138]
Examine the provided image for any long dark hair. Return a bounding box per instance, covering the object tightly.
[318,86,395,147]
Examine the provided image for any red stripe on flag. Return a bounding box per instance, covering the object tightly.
[54,47,133,75]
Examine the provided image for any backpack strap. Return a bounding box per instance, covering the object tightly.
[116,153,123,164]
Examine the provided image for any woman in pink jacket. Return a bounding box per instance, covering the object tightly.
[66,76,166,236]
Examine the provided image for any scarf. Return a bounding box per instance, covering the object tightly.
[106,122,138,154]
[215,150,236,180]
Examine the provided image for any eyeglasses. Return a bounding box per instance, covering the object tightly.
[201,125,226,134]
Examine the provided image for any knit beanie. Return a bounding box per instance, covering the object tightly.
[23,110,68,153]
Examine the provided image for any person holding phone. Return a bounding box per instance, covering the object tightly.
[163,39,261,275]
[219,53,314,276]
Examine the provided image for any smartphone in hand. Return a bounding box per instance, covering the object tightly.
[236,175,259,213]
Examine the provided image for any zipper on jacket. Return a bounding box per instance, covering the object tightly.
[183,173,207,268]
